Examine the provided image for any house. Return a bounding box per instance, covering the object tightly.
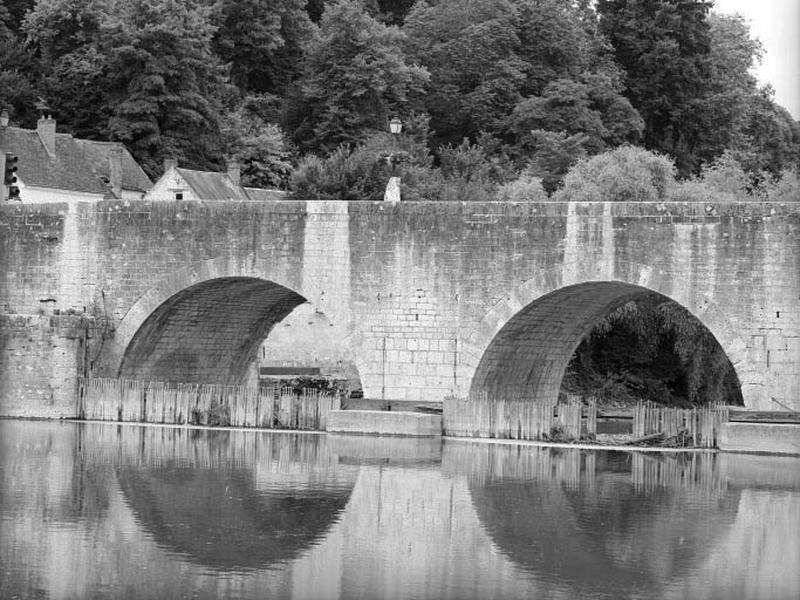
[145,159,288,202]
[75,139,153,201]
[0,111,152,203]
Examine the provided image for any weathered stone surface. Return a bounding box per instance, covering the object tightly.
[327,410,442,436]
[1,199,798,418]
[719,422,800,455]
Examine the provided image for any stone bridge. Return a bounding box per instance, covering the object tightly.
[1,199,798,417]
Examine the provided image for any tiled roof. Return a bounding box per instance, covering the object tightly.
[244,187,288,201]
[177,168,250,201]
[75,140,153,193]
[0,126,108,195]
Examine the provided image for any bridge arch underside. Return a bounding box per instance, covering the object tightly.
[118,277,307,385]
[469,281,739,404]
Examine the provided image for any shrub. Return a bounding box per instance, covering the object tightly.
[699,151,751,198]
[496,172,549,202]
[554,145,676,202]
[669,178,733,203]
[763,168,800,203]
[290,130,433,200]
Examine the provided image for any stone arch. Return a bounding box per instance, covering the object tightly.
[462,265,754,407]
[104,257,362,386]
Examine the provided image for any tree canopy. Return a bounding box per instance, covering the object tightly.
[290,0,428,154]
[0,0,797,186]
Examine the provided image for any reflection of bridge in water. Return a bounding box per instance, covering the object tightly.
[442,441,800,599]
[444,444,735,595]
[79,424,360,571]
[9,421,793,598]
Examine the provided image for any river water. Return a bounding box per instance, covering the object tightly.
[1,420,798,600]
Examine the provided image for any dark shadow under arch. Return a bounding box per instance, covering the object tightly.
[119,277,340,385]
[469,281,741,404]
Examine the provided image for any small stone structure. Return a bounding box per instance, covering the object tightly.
[327,410,442,436]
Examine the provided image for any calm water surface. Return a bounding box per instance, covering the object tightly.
[1,420,798,599]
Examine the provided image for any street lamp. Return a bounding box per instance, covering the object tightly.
[384,117,402,203]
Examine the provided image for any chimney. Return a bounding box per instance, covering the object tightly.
[109,144,123,198]
[37,114,56,157]
[163,158,177,173]
[227,160,241,186]
[0,110,8,128]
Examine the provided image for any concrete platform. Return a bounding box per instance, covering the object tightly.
[326,410,442,437]
[718,422,800,455]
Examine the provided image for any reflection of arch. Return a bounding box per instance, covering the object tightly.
[469,451,739,596]
[116,436,358,571]
[107,257,361,385]
[464,273,751,405]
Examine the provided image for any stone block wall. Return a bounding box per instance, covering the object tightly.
[1,199,798,417]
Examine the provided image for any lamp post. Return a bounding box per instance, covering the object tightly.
[384,117,402,203]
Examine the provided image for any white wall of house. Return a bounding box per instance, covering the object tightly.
[144,169,197,202]
[15,181,105,204]
[120,189,146,201]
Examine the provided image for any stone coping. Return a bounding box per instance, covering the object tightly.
[326,410,442,437]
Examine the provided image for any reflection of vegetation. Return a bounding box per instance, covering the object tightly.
[562,294,743,407]
[190,398,231,427]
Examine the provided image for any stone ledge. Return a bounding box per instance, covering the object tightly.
[718,422,800,455]
[326,410,442,437]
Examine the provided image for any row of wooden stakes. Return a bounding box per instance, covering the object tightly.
[77,377,341,431]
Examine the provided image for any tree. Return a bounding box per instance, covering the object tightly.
[221,102,294,188]
[291,0,429,154]
[509,77,642,155]
[22,0,101,61]
[688,12,763,166]
[0,22,39,126]
[0,0,35,39]
[404,0,523,149]
[404,0,638,162]
[21,0,111,136]
[524,130,589,193]
[732,90,800,177]
[514,0,620,97]
[211,0,314,96]
[597,0,714,174]
[374,0,417,25]
[101,0,230,176]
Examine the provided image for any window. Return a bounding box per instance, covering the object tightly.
[174,191,183,201]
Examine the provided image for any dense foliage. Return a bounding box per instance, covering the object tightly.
[561,294,744,407]
[1,0,796,185]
